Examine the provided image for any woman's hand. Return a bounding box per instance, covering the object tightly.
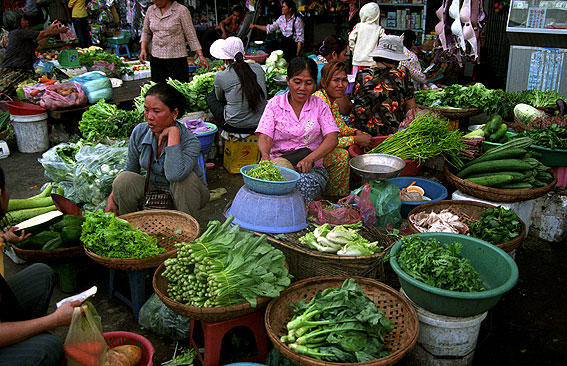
[139,49,148,63]
[196,50,209,70]
[354,130,373,149]
[249,24,255,30]
[158,125,180,147]
[3,226,31,244]
[105,192,117,215]
[296,156,315,173]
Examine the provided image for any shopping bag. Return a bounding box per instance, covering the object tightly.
[63,301,108,366]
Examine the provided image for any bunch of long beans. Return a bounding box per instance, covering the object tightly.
[367,112,465,169]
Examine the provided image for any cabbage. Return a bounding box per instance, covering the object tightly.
[514,103,545,124]
[276,58,287,68]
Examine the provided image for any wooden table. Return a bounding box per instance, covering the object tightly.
[47,78,150,119]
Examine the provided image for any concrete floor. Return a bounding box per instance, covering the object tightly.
[2,147,567,366]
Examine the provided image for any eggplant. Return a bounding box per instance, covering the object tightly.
[556,98,566,116]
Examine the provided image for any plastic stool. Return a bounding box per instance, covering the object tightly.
[108,268,150,319]
[190,311,268,366]
[198,152,207,185]
[110,44,131,59]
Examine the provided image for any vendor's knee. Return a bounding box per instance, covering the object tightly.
[112,171,142,193]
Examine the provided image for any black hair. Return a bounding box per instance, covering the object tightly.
[232,52,266,112]
[0,167,5,221]
[373,56,399,66]
[3,10,24,31]
[233,5,245,15]
[282,0,298,16]
[315,35,347,58]
[402,30,416,49]
[145,83,186,117]
[287,57,318,81]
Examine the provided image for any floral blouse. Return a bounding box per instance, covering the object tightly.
[313,89,357,148]
[351,66,414,136]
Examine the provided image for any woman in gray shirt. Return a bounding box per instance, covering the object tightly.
[206,37,267,134]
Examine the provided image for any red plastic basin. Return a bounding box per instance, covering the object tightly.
[348,135,422,177]
[6,101,46,116]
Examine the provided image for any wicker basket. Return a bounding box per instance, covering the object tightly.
[12,244,84,263]
[104,331,155,366]
[417,104,482,119]
[84,210,200,271]
[406,200,526,253]
[445,165,557,202]
[265,276,419,366]
[152,262,271,322]
[265,227,397,282]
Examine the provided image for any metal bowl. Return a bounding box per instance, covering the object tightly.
[349,154,406,180]
[273,74,287,86]
[468,124,485,132]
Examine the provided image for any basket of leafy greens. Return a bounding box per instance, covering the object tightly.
[389,232,519,317]
[265,276,419,365]
[241,161,300,195]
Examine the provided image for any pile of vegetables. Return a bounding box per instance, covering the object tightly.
[79,99,144,141]
[17,214,85,251]
[263,50,288,98]
[465,114,508,143]
[78,48,131,75]
[245,160,287,181]
[281,278,394,362]
[4,184,61,226]
[520,124,567,150]
[265,50,287,69]
[410,210,468,234]
[457,137,554,190]
[468,207,523,245]
[366,112,465,169]
[392,236,484,292]
[163,217,292,307]
[81,210,165,259]
[415,83,502,115]
[299,224,383,256]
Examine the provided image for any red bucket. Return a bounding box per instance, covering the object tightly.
[6,101,46,116]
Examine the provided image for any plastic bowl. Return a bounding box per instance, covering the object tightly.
[348,136,422,177]
[389,232,519,317]
[244,52,269,64]
[6,101,46,116]
[241,164,300,195]
[227,185,307,233]
[194,122,218,152]
[388,177,448,218]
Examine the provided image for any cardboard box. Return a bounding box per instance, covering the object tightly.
[223,135,260,174]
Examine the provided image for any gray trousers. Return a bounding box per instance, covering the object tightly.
[112,171,210,217]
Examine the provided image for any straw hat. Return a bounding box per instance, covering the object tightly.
[210,37,245,61]
[368,35,409,61]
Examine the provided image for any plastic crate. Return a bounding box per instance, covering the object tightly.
[57,49,80,68]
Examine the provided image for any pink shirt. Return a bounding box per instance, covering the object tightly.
[256,92,339,166]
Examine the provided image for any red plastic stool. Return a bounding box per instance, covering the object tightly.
[189,310,268,366]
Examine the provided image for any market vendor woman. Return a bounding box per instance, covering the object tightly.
[0,10,67,97]
[106,83,209,217]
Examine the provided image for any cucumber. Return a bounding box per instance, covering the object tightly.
[465,174,515,187]
[457,159,535,178]
[42,235,63,251]
[486,114,503,134]
[488,124,508,142]
[17,230,61,250]
[497,134,510,143]
[483,137,533,156]
[499,182,533,190]
[521,158,541,168]
[28,184,53,200]
[6,206,58,227]
[463,148,527,167]
[468,171,527,182]
[7,196,54,212]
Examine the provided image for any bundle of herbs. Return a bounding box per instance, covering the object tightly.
[281,278,394,362]
[163,217,292,308]
[392,236,484,292]
[366,112,465,169]
[468,206,523,245]
[245,160,287,181]
[519,124,567,150]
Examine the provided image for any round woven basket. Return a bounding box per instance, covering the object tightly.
[84,210,200,271]
[265,276,419,366]
[12,244,84,263]
[152,262,271,322]
[444,165,557,202]
[417,104,482,119]
[407,200,526,253]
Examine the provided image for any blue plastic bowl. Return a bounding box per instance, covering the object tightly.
[194,123,218,152]
[240,164,301,195]
[388,177,448,218]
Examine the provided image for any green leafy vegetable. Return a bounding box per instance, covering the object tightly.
[468,206,523,244]
[262,65,287,98]
[393,236,484,292]
[298,224,383,256]
[519,124,567,149]
[415,83,502,115]
[245,160,287,181]
[78,49,131,75]
[282,278,394,362]
[81,209,165,258]
[79,99,144,141]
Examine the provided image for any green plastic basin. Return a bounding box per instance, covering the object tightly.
[483,132,567,166]
[389,233,519,317]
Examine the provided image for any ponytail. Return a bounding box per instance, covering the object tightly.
[231,52,266,112]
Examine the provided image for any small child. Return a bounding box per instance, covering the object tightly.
[348,2,385,75]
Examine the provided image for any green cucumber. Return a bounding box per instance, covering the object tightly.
[42,235,63,251]
[488,124,508,142]
[483,137,533,156]
[7,196,54,212]
[28,184,53,200]
[457,159,535,178]
[468,171,528,182]
[463,148,527,167]
[465,174,515,187]
[499,182,533,190]
[17,230,61,250]
[485,114,503,134]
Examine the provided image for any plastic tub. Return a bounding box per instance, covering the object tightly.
[388,177,448,218]
[389,232,519,317]
[241,164,300,195]
[194,122,218,152]
[244,52,269,64]
[348,136,422,177]
[227,186,307,233]
[6,101,46,116]
[10,113,49,153]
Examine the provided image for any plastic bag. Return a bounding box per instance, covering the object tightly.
[340,183,376,227]
[138,294,192,340]
[307,200,361,225]
[23,83,48,104]
[73,143,128,207]
[38,142,77,182]
[353,180,402,228]
[64,302,108,366]
[39,82,87,110]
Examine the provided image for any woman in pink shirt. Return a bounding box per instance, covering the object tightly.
[256,57,339,202]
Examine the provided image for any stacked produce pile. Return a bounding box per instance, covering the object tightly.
[162,217,292,308]
[79,99,144,141]
[298,223,383,256]
[4,184,61,226]
[245,160,287,181]
[468,207,523,245]
[16,213,84,251]
[263,50,288,98]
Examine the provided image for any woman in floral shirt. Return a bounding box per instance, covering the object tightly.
[351,35,416,136]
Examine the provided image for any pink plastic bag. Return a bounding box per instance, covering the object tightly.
[339,184,376,227]
[307,200,361,226]
[39,82,87,110]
